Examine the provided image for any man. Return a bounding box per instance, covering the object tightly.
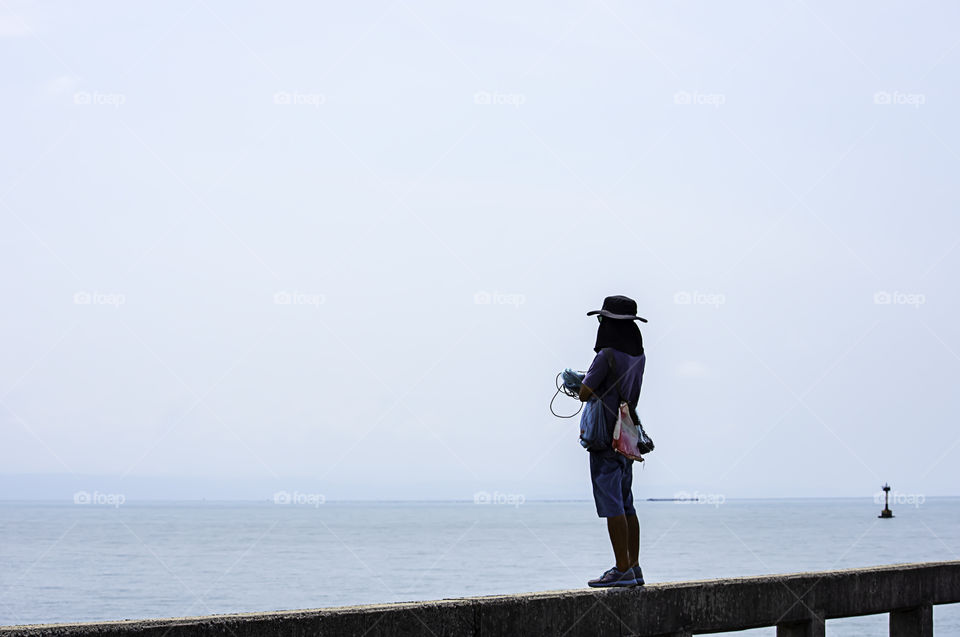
[578,295,647,588]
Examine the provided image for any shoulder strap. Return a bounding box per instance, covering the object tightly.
[603,348,625,404]
[605,348,642,409]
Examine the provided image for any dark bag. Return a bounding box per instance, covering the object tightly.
[606,349,655,456]
[578,395,608,451]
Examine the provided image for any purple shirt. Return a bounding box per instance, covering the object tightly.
[582,348,646,439]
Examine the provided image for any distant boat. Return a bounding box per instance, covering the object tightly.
[647,497,700,502]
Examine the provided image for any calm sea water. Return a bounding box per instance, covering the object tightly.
[1,498,958,635]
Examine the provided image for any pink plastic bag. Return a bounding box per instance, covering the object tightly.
[612,402,645,461]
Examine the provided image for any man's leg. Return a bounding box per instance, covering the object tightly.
[605,514,631,571]
[627,513,640,566]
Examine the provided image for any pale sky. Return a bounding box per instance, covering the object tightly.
[2,0,959,501]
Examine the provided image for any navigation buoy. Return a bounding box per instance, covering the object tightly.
[879,483,894,518]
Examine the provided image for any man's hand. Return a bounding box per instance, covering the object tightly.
[579,383,594,402]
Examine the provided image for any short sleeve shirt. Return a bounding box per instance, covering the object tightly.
[582,348,646,441]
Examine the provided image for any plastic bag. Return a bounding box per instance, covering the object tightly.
[612,402,652,461]
[579,398,607,450]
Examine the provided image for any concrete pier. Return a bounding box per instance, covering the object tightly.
[2,561,958,636]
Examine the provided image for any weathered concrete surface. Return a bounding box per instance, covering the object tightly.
[3,561,959,637]
[890,603,933,637]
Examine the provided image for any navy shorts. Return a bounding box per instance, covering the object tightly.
[589,449,635,518]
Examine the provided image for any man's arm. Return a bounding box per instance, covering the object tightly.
[580,350,607,401]
[579,383,594,402]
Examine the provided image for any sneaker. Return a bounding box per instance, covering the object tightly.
[587,566,638,588]
[632,565,645,586]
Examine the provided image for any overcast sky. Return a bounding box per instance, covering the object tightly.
[2,0,959,501]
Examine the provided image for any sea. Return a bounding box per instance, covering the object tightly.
[1,498,958,635]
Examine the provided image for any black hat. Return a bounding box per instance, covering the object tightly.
[587,295,648,322]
